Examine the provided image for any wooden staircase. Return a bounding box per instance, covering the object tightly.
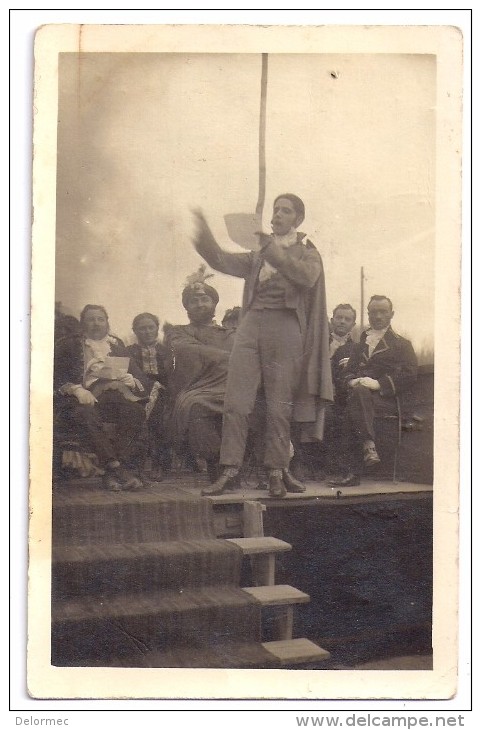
[51,488,330,668]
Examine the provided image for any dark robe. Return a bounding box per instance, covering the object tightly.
[164,323,234,453]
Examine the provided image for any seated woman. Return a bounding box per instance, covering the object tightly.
[127,313,170,481]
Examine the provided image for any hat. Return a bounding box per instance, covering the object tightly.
[182,265,219,309]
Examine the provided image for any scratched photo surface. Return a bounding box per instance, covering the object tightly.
[28,25,461,700]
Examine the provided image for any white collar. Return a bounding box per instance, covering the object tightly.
[366,326,388,340]
[331,332,350,344]
[273,228,298,249]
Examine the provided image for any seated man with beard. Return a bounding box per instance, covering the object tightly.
[164,268,235,482]
[54,304,149,491]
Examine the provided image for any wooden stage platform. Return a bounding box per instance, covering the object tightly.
[55,471,433,538]
[55,471,433,668]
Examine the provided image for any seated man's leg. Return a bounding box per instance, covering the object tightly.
[58,397,118,468]
[188,403,223,482]
[346,384,376,442]
[146,388,170,477]
[330,385,398,485]
[327,408,363,486]
[313,404,343,477]
[97,390,146,489]
[345,384,382,466]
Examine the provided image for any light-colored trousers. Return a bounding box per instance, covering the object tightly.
[220,308,303,469]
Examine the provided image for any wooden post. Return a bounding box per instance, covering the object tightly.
[275,607,295,641]
[360,266,365,331]
[243,501,273,585]
[243,500,265,537]
[255,53,268,218]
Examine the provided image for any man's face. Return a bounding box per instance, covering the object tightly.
[367,299,394,331]
[82,308,109,340]
[134,317,159,346]
[331,308,356,337]
[271,197,301,236]
[186,292,216,325]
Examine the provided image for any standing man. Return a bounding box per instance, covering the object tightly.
[193,194,333,498]
[328,295,418,486]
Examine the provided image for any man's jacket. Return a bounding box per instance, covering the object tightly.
[195,225,333,436]
[54,333,150,396]
[343,326,418,398]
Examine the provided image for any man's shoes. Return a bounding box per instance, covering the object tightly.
[268,474,287,499]
[256,468,269,491]
[363,441,381,467]
[149,466,164,482]
[206,459,223,484]
[103,472,123,492]
[327,472,361,487]
[282,470,306,493]
[201,471,240,496]
[115,466,144,491]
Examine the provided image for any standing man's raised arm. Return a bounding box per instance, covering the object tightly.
[192,209,252,279]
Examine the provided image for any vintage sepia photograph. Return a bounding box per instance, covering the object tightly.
[28,23,462,700]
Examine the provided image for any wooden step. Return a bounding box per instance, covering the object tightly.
[51,586,262,666]
[227,537,291,586]
[52,539,244,597]
[73,638,331,669]
[262,638,331,666]
[226,536,291,555]
[243,585,310,640]
[242,584,310,606]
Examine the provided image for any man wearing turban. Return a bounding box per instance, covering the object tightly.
[164,268,235,482]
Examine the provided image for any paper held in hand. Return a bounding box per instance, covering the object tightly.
[98,356,130,380]
[224,212,263,251]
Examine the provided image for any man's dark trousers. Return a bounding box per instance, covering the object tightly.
[346,384,398,441]
[57,390,145,467]
[342,383,399,475]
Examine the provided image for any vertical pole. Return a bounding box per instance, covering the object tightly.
[255,53,268,217]
[360,266,365,331]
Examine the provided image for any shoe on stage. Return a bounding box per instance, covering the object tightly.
[115,466,144,491]
[201,470,240,496]
[268,473,287,499]
[363,440,381,467]
[327,472,361,487]
[282,470,306,493]
[255,467,269,491]
[103,472,123,492]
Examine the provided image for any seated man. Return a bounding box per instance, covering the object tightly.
[329,303,359,404]
[127,312,171,480]
[291,303,358,479]
[54,304,149,491]
[164,268,235,482]
[221,306,242,333]
[328,295,418,487]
